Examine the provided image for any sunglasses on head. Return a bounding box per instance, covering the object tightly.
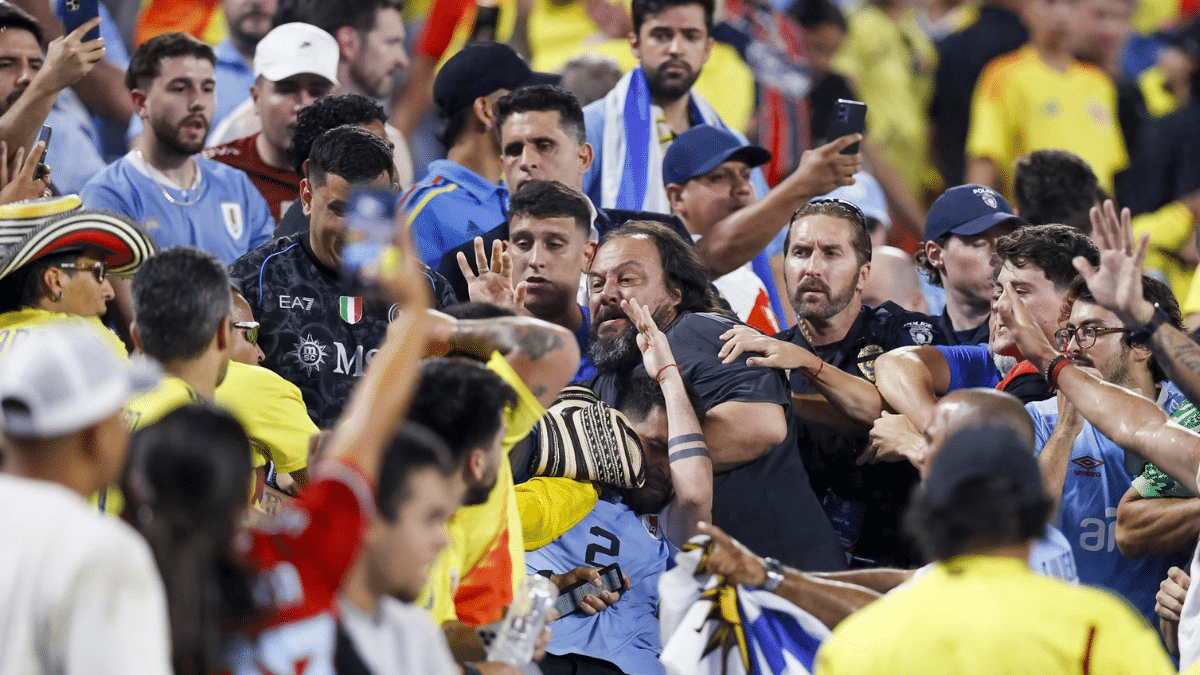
[798,198,870,233]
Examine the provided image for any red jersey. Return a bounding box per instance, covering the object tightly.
[226,460,374,675]
[204,134,301,223]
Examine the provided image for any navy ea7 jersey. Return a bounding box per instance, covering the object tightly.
[230,233,458,428]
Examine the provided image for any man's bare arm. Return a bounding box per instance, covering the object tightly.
[965,156,998,191]
[1116,489,1200,559]
[696,135,861,277]
[703,401,786,472]
[873,346,952,430]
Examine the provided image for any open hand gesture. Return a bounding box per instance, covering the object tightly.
[1075,200,1154,326]
[457,237,527,312]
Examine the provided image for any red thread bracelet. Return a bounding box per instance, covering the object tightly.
[656,363,680,383]
[1049,356,1071,386]
[810,359,824,380]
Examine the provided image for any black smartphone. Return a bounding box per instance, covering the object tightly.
[341,187,398,301]
[61,0,101,42]
[827,99,866,154]
[553,563,625,618]
[34,125,51,180]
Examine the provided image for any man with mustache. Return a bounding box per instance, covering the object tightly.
[81,33,273,266]
[586,220,846,571]
[203,23,337,222]
[723,199,945,568]
[1019,273,1197,627]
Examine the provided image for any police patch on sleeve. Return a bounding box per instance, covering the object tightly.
[906,321,934,345]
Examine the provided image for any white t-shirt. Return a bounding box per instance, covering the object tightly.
[0,474,171,675]
[337,596,458,675]
[906,525,1080,587]
[1177,464,1200,669]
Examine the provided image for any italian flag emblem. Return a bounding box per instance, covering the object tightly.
[339,296,363,324]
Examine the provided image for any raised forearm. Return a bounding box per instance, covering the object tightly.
[1038,415,1078,519]
[695,194,800,277]
[1149,324,1200,408]
[72,62,135,123]
[0,77,60,152]
[772,571,882,630]
[799,360,884,428]
[1116,491,1200,558]
[660,369,712,541]
[873,347,947,429]
[810,568,915,595]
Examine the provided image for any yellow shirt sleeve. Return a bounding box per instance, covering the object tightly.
[966,57,1017,169]
[486,351,547,451]
[516,477,600,550]
[215,362,317,474]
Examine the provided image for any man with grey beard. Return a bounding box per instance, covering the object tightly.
[584,219,847,572]
[721,198,946,568]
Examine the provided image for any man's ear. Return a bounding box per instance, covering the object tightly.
[467,448,486,481]
[130,89,148,118]
[474,95,496,130]
[582,240,597,271]
[216,315,231,352]
[578,142,594,175]
[250,83,261,106]
[335,26,360,61]
[41,266,65,302]
[856,261,871,292]
[924,240,945,271]
[300,177,314,216]
[665,183,686,217]
[1130,341,1155,367]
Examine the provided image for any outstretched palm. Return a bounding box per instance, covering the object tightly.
[457,236,528,312]
[1074,200,1151,325]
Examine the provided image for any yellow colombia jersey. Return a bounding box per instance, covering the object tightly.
[0,308,126,358]
[967,45,1127,199]
[420,352,546,627]
[815,555,1176,675]
[104,362,316,514]
[517,476,600,551]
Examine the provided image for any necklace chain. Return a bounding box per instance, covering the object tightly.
[135,149,202,206]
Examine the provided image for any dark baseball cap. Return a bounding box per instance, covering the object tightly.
[924,184,1022,242]
[434,42,560,115]
[662,125,771,186]
[923,426,1044,508]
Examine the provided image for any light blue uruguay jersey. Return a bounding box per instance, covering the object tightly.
[81,151,273,266]
[1028,382,1193,626]
[525,492,675,675]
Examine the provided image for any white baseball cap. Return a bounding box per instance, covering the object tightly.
[0,324,159,438]
[253,22,340,86]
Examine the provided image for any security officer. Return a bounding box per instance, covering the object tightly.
[774,198,946,567]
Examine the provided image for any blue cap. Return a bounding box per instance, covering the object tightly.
[662,125,771,186]
[924,184,1021,242]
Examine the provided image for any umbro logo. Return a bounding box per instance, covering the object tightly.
[300,41,312,49]
[1072,455,1104,477]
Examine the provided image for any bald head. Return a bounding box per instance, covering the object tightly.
[861,245,927,313]
[921,389,1033,476]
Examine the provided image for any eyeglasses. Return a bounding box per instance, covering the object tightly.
[232,321,259,345]
[57,261,106,282]
[1054,325,1131,351]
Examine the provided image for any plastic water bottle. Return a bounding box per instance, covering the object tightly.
[487,574,557,667]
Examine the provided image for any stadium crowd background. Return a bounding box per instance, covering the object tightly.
[2,0,1200,672]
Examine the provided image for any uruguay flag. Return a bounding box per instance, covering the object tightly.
[659,539,831,675]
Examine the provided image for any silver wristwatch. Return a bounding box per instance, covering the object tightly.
[759,556,785,592]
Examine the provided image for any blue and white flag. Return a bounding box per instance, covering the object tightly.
[659,538,831,675]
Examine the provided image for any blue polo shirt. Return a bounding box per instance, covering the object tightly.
[81,151,274,265]
[399,160,509,266]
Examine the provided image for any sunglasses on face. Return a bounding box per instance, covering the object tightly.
[232,321,260,345]
[57,260,106,282]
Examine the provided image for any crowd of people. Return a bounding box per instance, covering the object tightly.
[2,0,1200,672]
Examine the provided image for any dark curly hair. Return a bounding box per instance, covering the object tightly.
[597,220,720,315]
[288,94,387,175]
[996,224,1100,290]
[1064,274,1182,383]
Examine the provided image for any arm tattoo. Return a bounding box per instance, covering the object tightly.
[513,325,565,362]
[1155,328,1200,380]
[668,433,706,448]
[669,445,709,462]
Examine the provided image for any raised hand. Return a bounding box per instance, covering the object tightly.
[457,237,527,312]
[1075,200,1154,326]
[0,140,50,205]
[39,18,106,92]
[862,412,925,467]
[623,297,676,380]
[993,282,1059,366]
[793,134,862,197]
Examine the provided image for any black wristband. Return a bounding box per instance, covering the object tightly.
[462,663,483,675]
[1044,355,1070,385]
[1128,304,1170,344]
